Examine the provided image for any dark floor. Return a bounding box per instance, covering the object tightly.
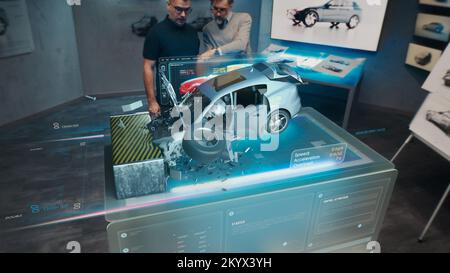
[0,95,449,253]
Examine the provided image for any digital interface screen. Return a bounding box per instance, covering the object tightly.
[158,56,261,105]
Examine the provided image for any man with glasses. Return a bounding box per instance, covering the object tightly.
[200,0,252,59]
[143,0,199,116]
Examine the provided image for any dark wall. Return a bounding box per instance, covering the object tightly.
[1,0,444,127]
[73,0,262,95]
[0,0,83,126]
[259,0,448,114]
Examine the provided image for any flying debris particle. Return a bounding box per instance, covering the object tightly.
[227,161,238,168]
[122,100,144,113]
[84,95,97,101]
[254,153,264,159]
[118,119,126,129]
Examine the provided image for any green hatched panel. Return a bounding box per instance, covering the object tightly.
[110,114,162,165]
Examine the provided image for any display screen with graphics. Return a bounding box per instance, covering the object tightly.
[415,13,450,42]
[271,0,389,51]
[405,43,442,72]
[423,44,450,98]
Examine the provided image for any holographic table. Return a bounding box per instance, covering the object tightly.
[105,108,397,253]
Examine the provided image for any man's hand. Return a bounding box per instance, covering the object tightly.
[144,58,160,117]
[199,48,217,60]
[148,101,161,117]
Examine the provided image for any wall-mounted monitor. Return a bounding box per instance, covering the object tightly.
[271,0,389,52]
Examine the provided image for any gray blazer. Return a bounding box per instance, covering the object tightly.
[202,12,252,56]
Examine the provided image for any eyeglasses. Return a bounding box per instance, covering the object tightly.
[173,6,192,15]
[211,6,229,14]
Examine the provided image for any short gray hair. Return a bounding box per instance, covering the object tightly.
[168,0,191,4]
[210,0,234,5]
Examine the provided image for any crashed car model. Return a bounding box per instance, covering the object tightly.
[444,69,450,87]
[156,62,303,164]
[0,8,8,36]
[422,22,444,34]
[289,0,362,29]
[415,52,432,66]
[131,16,158,37]
[426,110,450,135]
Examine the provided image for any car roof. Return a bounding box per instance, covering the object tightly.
[200,63,300,101]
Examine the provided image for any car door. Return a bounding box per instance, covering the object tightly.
[232,85,269,139]
[321,0,343,22]
[338,0,354,22]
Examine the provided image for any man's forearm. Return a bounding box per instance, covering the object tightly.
[144,65,157,104]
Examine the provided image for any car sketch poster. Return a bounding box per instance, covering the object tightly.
[410,93,450,162]
[0,0,34,58]
[422,44,450,100]
[271,0,389,51]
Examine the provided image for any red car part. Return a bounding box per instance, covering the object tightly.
[179,77,211,95]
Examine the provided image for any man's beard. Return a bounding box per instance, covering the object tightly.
[214,17,225,25]
[215,17,227,29]
[173,18,187,26]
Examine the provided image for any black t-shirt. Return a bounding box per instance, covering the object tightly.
[143,16,200,61]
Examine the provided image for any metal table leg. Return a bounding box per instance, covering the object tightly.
[418,182,450,242]
[391,134,414,163]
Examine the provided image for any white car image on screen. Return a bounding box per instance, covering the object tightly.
[299,0,362,29]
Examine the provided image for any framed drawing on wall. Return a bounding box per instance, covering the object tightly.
[419,0,450,8]
[405,43,442,72]
[414,13,450,42]
[271,0,389,51]
[0,0,34,58]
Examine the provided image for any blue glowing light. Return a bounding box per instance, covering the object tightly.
[171,161,336,194]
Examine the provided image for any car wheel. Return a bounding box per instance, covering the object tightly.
[302,11,319,27]
[266,110,290,134]
[346,15,360,29]
[182,127,226,163]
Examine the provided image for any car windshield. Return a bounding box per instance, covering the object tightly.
[326,0,338,6]
[207,71,247,92]
[253,63,280,80]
